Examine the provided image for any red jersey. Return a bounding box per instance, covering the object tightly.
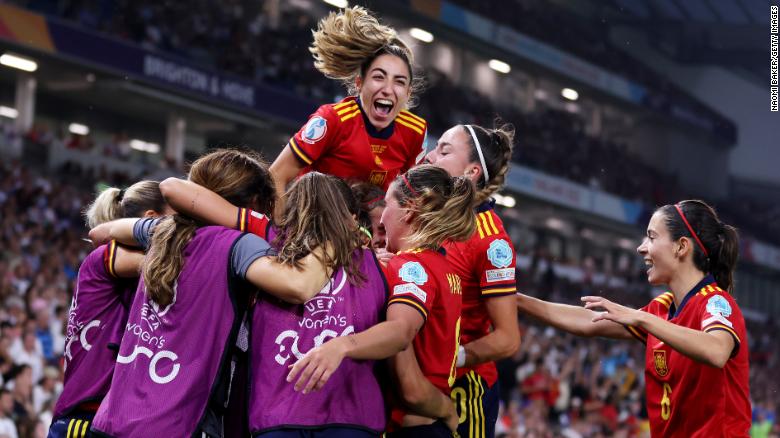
[237,207,272,239]
[385,249,462,425]
[287,96,427,190]
[444,203,517,386]
[625,276,750,438]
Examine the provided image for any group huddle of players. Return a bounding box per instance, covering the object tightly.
[47,6,751,438]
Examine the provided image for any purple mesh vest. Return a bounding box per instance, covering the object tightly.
[92,227,250,438]
[54,242,136,419]
[249,248,388,434]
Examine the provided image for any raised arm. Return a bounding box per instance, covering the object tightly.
[462,294,521,367]
[112,246,145,278]
[517,293,633,340]
[269,148,304,222]
[286,304,422,393]
[159,178,238,228]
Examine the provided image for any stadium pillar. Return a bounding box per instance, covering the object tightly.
[166,114,186,169]
[14,73,36,133]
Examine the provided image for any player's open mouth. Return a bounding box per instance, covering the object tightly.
[645,259,654,274]
[374,99,394,117]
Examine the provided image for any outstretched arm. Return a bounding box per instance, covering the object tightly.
[518,293,632,340]
[159,178,239,228]
[582,296,735,367]
[245,245,333,305]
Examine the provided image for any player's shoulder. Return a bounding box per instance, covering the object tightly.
[694,283,741,313]
[321,97,362,124]
[395,109,427,137]
[474,206,510,242]
[646,292,674,314]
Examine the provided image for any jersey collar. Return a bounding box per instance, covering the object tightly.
[668,274,716,320]
[356,97,395,140]
[475,199,496,213]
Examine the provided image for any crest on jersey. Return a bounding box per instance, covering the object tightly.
[302,116,327,144]
[706,295,732,317]
[653,349,669,377]
[487,239,513,268]
[399,261,428,286]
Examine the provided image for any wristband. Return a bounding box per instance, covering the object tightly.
[456,345,466,368]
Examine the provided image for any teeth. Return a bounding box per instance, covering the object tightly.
[376,99,393,106]
[644,260,653,267]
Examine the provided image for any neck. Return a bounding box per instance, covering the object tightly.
[668,265,706,306]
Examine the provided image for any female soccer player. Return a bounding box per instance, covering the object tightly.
[270,6,427,217]
[424,123,520,438]
[288,165,476,437]
[351,182,387,249]
[48,180,171,438]
[517,200,750,437]
[89,150,336,438]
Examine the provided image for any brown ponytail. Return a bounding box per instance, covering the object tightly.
[462,122,515,205]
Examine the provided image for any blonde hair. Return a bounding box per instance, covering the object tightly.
[143,149,275,307]
[462,122,515,205]
[310,6,424,107]
[84,180,167,228]
[394,165,476,250]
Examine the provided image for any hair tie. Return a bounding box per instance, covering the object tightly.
[674,204,709,257]
[465,125,489,184]
[401,174,419,197]
[366,195,384,208]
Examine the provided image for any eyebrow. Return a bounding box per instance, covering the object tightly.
[370,67,409,81]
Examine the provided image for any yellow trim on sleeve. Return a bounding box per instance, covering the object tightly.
[288,139,313,165]
[400,110,426,125]
[482,287,517,295]
[704,324,741,343]
[340,109,361,122]
[484,212,500,235]
[388,297,428,319]
[397,112,426,129]
[333,100,355,109]
[395,118,424,135]
[336,104,359,116]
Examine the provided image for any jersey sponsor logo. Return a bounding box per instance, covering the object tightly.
[487,239,513,268]
[399,261,428,286]
[371,144,388,155]
[302,116,327,144]
[653,349,669,377]
[486,268,515,282]
[393,283,427,302]
[706,295,732,317]
[369,170,387,186]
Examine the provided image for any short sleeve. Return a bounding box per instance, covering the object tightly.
[699,292,743,355]
[624,292,673,344]
[236,208,272,239]
[386,256,436,322]
[103,240,120,279]
[133,217,161,250]
[288,105,339,166]
[231,233,276,279]
[476,231,517,298]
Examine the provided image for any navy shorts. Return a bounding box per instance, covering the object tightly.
[450,372,500,438]
[385,420,454,437]
[48,413,95,438]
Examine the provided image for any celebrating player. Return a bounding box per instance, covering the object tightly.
[270,6,427,218]
[424,123,520,438]
[48,181,170,438]
[351,182,387,250]
[89,150,334,437]
[517,200,750,437]
[288,165,476,437]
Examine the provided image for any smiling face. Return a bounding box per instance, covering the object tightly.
[379,182,412,253]
[637,211,682,286]
[356,53,411,130]
[368,206,386,249]
[424,125,482,183]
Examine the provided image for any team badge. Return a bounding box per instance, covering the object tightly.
[302,116,327,144]
[487,239,513,268]
[399,261,428,286]
[706,295,732,317]
[653,349,669,377]
[369,170,387,186]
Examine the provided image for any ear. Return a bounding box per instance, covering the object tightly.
[402,207,416,225]
[464,163,482,184]
[676,237,692,260]
[355,75,363,91]
[142,210,157,218]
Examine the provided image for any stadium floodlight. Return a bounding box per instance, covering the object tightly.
[0,53,38,72]
[561,87,579,101]
[488,59,511,74]
[409,28,434,43]
[68,123,90,136]
[130,139,161,154]
[0,106,18,119]
[322,0,348,8]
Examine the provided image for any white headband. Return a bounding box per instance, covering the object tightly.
[465,124,489,184]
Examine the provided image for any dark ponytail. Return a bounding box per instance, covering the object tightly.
[658,200,739,292]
